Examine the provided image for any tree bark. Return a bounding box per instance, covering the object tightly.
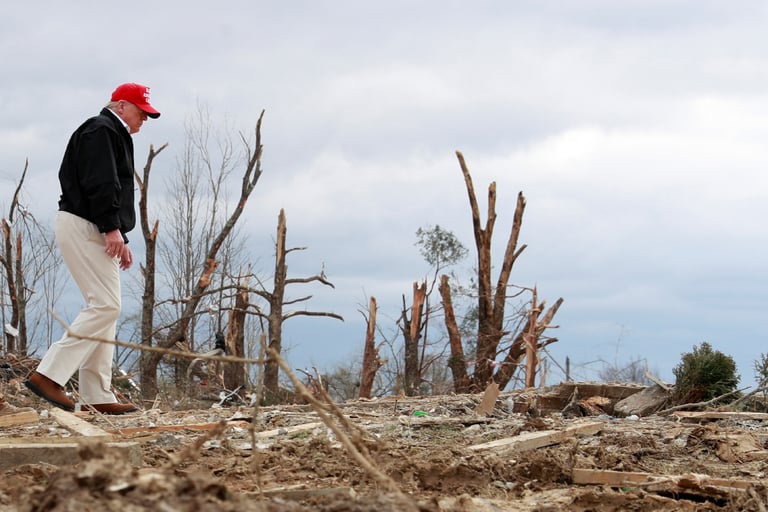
[13,232,27,354]
[358,296,379,399]
[439,275,471,393]
[1,220,18,354]
[263,209,287,402]
[1,163,28,354]
[224,282,248,392]
[136,143,168,400]
[524,288,541,388]
[402,280,427,396]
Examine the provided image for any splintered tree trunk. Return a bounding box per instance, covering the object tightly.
[136,143,168,399]
[358,297,380,399]
[403,281,427,396]
[2,226,19,354]
[494,297,564,390]
[439,275,471,393]
[224,282,248,392]
[263,210,287,403]
[524,288,541,388]
[456,151,528,391]
[14,232,28,354]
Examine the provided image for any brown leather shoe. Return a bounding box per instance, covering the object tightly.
[82,402,138,415]
[24,372,75,411]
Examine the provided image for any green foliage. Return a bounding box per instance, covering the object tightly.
[754,353,768,385]
[415,224,468,269]
[672,342,740,405]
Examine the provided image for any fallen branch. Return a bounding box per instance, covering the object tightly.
[657,386,748,416]
[266,345,403,494]
[727,377,768,410]
[50,310,264,366]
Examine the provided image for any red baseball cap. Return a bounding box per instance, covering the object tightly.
[110,83,161,118]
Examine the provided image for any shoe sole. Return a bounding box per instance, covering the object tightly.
[24,379,75,412]
[81,405,138,415]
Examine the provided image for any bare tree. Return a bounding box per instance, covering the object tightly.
[441,151,563,392]
[149,107,252,388]
[394,225,468,396]
[254,209,343,403]
[1,161,64,355]
[358,296,383,399]
[400,280,427,396]
[134,142,168,396]
[137,110,265,401]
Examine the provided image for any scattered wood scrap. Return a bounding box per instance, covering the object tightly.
[468,420,603,454]
[572,468,758,500]
[474,382,500,416]
[50,408,113,438]
[106,420,251,436]
[397,416,493,428]
[108,420,323,439]
[0,408,38,428]
[512,382,644,415]
[0,409,141,469]
[688,426,768,463]
[255,485,356,501]
[0,441,142,470]
[614,383,670,417]
[673,411,768,422]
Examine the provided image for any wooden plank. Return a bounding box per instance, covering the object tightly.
[108,420,321,439]
[256,485,355,500]
[475,382,500,416]
[672,411,768,421]
[572,468,754,491]
[0,436,101,445]
[50,408,112,438]
[0,409,39,427]
[398,416,492,427]
[468,421,603,453]
[107,420,251,436]
[0,441,142,469]
[254,422,323,439]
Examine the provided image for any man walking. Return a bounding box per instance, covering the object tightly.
[25,83,160,415]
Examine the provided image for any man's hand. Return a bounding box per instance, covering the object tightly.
[104,229,125,259]
[119,244,133,270]
[105,229,131,269]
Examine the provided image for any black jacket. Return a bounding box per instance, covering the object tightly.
[58,108,135,242]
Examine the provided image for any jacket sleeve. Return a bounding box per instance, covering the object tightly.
[76,126,123,234]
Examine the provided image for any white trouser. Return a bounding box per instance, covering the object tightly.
[37,211,121,404]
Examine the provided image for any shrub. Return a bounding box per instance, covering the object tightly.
[754,353,768,385]
[672,342,740,405]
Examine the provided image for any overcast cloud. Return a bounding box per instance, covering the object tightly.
[2,1,767,386]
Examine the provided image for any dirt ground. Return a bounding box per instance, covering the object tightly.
[2,382,768,512]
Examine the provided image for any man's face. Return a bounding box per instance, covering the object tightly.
[116,100,148,134]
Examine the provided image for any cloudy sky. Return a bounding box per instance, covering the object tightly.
[2,1,767,387]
